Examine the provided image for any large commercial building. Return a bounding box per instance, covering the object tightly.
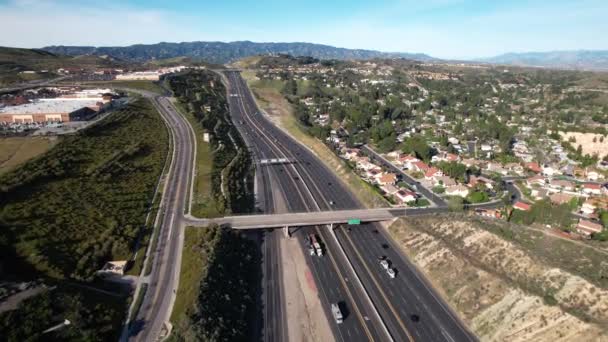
[0,97,109,123]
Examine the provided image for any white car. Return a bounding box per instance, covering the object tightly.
[380,259,389,270]
[387,268,396,279]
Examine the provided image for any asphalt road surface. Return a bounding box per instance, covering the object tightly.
[126,93,194,342]
[223,71,477,342]
[224,71,390,341]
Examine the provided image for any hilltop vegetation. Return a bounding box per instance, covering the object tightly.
[170,226,260,341]
[168,70,254,215]
[42,41,435,64]
[0,46,131,87]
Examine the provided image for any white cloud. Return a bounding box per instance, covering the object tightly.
[0,1,212,47]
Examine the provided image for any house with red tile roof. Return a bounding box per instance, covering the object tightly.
[377,172,397,186]
[582,183,602,195]
[424,167,443,180]
[576,219,603,236]
[525,162,542,173]
[513,201,531,211]
[411,161,430,173]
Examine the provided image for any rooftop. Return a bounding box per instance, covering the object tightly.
[0,98,103,115]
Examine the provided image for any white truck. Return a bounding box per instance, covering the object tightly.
[331,303,343,324]
[308,234,323,256]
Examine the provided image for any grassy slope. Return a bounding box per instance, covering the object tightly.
[241,70,388,208]
[0,136,59,175]
[0,98,168,280]
[170,227,215,333]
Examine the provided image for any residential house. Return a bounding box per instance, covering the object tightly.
[469,175,495,189]
[395,189,417,204]
[397,154,419,169]
[365,167,383,180]
[411,161,430,173]
[549,192,575,205]
[576,219,603,237]
[586,169,601,181]
[549,179,575,192]
[486,162,508,175]
[513,201,531,211]
[341,148,359,161]
[475,208,502,219]
[461,158,483,168]
[525,162,542,174]
[380,183,399,196]
[434,176,456,187]
[504,162,524,175]
[526,175,546,187]
[445,184,469,197]
[531,188,549,200]
[542,165,559,177]
[582,183,602,195]
[424,167,443,180]
[377,172,397,186]
[581,197,608,215]
[355,156,376,171]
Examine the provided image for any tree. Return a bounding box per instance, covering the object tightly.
[447,196,464,212]
[401,135,433,162]
[282,79,297,96]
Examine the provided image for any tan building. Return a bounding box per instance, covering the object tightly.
[0,98,107,123]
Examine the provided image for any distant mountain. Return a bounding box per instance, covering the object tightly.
[42,41,436,64]
[479,50,608,71]
[0,46,133,87]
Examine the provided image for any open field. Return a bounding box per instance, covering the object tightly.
[560,131,608,158]
[388,214,608,341]
[0,136,58,175]
[242,70,388,209]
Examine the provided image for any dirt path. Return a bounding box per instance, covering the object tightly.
[280,233,335,342]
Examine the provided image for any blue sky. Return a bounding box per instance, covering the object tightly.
[0,0,606,59]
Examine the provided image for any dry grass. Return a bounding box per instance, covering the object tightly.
[242,71,388,209]
[388,214,608,341]
[0,136,58,175]
[560,131,608,158]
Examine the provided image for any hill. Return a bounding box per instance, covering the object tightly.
[42,41,436,64]
[0,46,131,87]
[480,50,608,71]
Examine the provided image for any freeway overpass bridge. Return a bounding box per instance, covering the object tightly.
[184,206,446,229]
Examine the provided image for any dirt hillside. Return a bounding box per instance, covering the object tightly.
[388,214,608,341]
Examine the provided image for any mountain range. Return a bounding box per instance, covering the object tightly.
[42,41,435,64]
[34,41,608,71]
[480,50,608,71]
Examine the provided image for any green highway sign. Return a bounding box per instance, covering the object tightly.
[347,219,361,225]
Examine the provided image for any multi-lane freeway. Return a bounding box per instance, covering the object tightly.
[223,70,477,342]
[120,70,478,342]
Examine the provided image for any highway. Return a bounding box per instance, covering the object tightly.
[124,92,194,342]
[225,71,391,341]
[223,70,477,342]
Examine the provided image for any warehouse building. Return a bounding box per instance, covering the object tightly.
[0,98,109,123]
